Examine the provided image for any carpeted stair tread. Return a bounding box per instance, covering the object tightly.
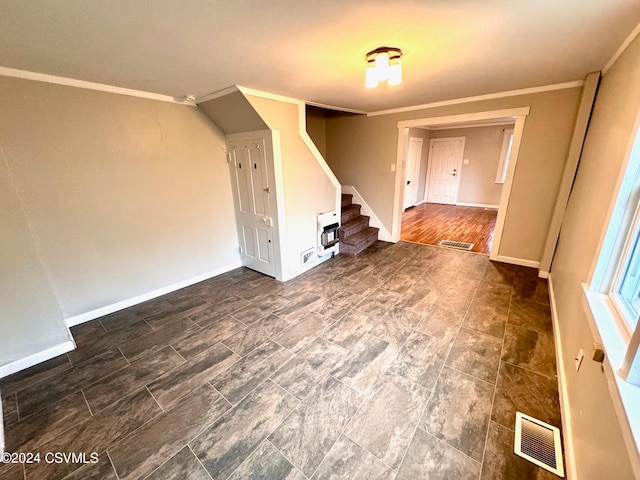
[341,203,361,223]
[341,193,353,208]
[341,226,380,246]
[339,215,370,240]
[340,227,379,255]
[339,192,378,255]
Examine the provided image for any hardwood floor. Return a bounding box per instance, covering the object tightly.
[401,203,497,254]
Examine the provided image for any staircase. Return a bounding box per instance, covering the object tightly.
[339,193,379,255]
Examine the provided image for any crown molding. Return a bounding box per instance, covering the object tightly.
[305,101,367,115]
[603,20,640,75]
[0,67,196,105]
[237,86,300,105]
[368,80,584,117]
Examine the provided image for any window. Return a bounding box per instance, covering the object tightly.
[583,118,640,457]
[495,128,514,184]
[584,118,640,386]
[599,192,640,386]
[611,205,640,333]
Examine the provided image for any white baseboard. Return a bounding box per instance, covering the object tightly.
[492,255,540,269]
[455,202,500,209]
[0,339,76,380]
[539,270,550,279]
[342,185,393,242]
[64,262,242,328]
[548,274,577,480]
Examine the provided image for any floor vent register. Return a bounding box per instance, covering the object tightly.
[438,239,474,250]
[515,412,565,477]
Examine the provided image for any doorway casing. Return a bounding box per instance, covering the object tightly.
[394,107,530,262]
[403,136,424,209]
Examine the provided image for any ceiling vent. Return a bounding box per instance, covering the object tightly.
[514,412,564,477]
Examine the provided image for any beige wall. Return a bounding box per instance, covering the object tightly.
[549,36,640,478]
[430,125,507,206]
[246,95,336,278]
[306,106,327,158]
[0,154,72,368]
[0,76,239,370]
[326,87,581,262]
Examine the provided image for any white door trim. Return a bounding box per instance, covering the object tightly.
[490,116,527,261]
[424,136,466,205]
[394,107,530,260]
[270,130,287,282]
[403,136,423,209]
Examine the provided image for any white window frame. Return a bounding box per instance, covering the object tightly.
[610,203,640,333]
[583,111,640,463]
[495,128,514,184]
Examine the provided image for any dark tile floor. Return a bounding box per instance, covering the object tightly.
[1,241,561,479]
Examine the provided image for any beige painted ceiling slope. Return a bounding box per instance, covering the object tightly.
[1,0,639,113]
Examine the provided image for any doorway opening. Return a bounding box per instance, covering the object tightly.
[393,108,529,260]
[401,203,498,254]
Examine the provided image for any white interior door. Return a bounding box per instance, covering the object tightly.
[426,137,465,205]
[403,137,423,210]
[228,137,276,277]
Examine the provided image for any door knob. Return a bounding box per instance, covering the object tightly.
[263,187,270,193]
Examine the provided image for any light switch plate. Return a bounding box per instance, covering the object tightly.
[463,159,470,164]
[390,163,396,172]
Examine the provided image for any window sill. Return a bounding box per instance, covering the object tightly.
[582,285,640,461]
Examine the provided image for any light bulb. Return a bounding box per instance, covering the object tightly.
[375,52,389,81]
[388,59,402,85]
[365,64,378,88]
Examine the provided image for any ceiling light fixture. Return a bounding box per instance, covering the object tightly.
[365,46,402,88]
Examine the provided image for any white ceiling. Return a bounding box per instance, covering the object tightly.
[1,1,639,113]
